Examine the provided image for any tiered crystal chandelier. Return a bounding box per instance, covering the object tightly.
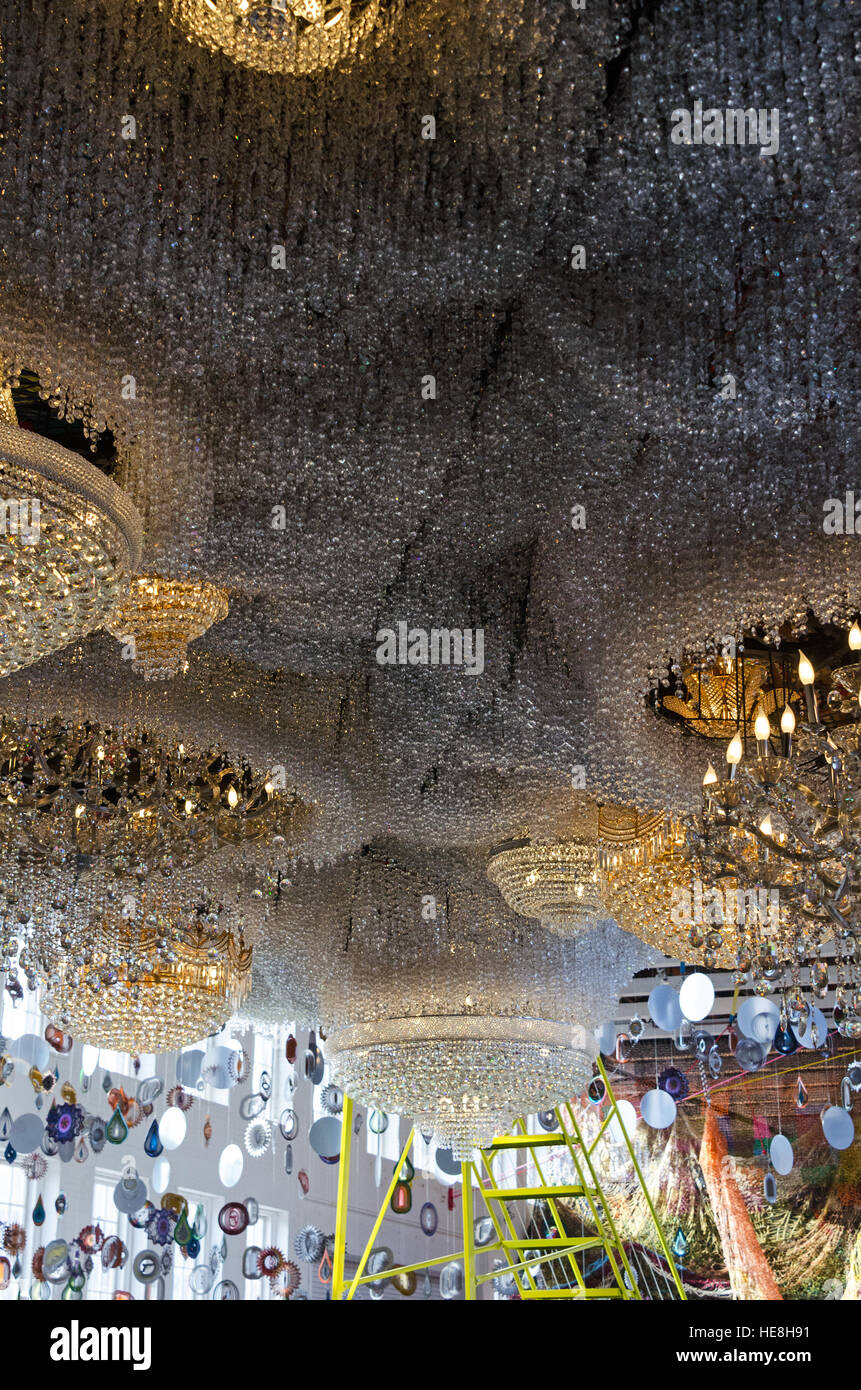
[281,860,656,1157]
[33,896,253,1053]
[161,0,402,76]
[653,616,861,1034]
[0,381,142,678]
[486,839,604,937]
[106,575,229,680]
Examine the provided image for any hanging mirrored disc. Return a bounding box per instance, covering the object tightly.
[640,1088,677,1129]
[152,1157,170,1194]
[769,1134,793,1175]
[679,973,715,1022]
[435,1147,462,1178]
[259,1071,272,1100]
[114,1176,148,1214]
[737,996,779,1041]
[309,1116,341,1157]
[212,1280,239,1300]
[284,1144,293,1176]
[535,1110,558,1132]
[763,1171,778,1204]
[594,1021,617,1056]
[9,1034,50,1070]
[735,1038,766,1072]
[218,1143,243,1188]
[242,1196,259,1225]
[648,983,682,1033]
[439,1261,464,1300]
[176,1053,204,1089]
[10,1112,43,1154]
[242,1246,263,1279]
[822,1105,855,1150]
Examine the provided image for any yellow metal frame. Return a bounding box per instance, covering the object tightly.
[330,1063,687,1302]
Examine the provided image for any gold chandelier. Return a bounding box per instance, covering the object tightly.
[486,840,604,936]
[161,0,401,77]
[106,574,229,680]
[37,909,253,1054]
[0,382,142,679]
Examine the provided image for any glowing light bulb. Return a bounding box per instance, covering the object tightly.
[227,786,239,809]
[760,815,773,837]
[726,731,743,766]
[754,710,772,742]
[850,623,861,651]
[74,805,86,819]
[780,705,796,734]
[702,764,718,787]
[798,651,815,686]
[184,799,194,815]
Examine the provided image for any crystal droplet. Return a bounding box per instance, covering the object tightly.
[0,1107,11,1140]
[12,1255,21,1278]
[173,1209,192,1246]
[672,1226,689,1259]
[401,1155,415,1182]
[75,1137,88,1163]
[796,1075,809,1109]
[192,1204,206,1239]
[203,1115,212,1146]
[102,1073,113,1093]
[55,1192,66,1215]
[32,1194,45,1226]
[143,1119,163,1157]
[4,1142,16,1163]
[105,1106,128,1145]
[422,1270,432,1298]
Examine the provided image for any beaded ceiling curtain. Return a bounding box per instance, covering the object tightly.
[0,0,857,1023]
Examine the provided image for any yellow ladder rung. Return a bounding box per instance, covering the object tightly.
[485,1133,571,1150]
[484,1185,589,1200]
[501,1237,602,1249]
[522,1287,626,1300]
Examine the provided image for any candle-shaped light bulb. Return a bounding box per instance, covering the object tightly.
[227,785,239,808]
[798,651,818,723]
[754,709,771,756]
[726,731,743,776]
[702,763,718,788]
[759,814,773,837]
[780,705,795,734]
[849,622,861,651]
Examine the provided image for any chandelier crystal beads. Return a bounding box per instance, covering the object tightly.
[161,0,402,76]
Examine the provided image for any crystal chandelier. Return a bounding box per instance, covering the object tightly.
[656,616,861,1033]
[278,861,657,1156]
[161,0,401,77]
[0,716,288,883]
[34,899,253,1053]
[486,840,604,936]
[106,575,229,680]
[0,382,142,679]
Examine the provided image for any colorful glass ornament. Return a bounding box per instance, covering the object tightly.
[390,1180,412,1214]
[105,1106,128,1145]
[143,1119,163,1157]
[420,1202,438,1236]
[32,1194,45,1226]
